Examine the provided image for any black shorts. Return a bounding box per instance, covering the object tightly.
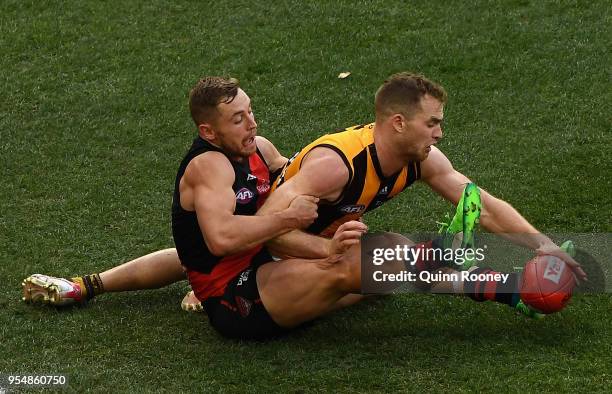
[202,253,290,340]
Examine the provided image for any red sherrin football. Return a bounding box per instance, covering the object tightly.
[520,255,576,314]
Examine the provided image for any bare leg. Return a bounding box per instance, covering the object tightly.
[22,248,186,306]
[256,231,413,327]
[254,227,524,329]
[257,245,363,328]
[330,294,366,311]
[99,248,185,292]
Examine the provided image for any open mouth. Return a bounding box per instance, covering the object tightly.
[243,136,255,147]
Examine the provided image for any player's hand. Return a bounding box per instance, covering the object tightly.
[284,195,319,228]
[329,220,368,255]
[536,242,587,283]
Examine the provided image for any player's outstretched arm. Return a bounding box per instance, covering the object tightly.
[183,151,318,256]
[420,147,586,280]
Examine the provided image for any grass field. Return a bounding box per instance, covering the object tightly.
[1,0,611,392]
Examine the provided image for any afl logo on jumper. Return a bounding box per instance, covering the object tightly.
[235,187,255,204]
[339,204,366,214]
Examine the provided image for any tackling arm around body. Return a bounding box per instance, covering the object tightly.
[180,151,318,256]
[262,147,367,258]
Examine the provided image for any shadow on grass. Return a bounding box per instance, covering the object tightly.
[9,286,606,353]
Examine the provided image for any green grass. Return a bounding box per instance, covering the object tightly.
[1,0,611,392]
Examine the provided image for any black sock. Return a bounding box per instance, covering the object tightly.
[463,267,520,307]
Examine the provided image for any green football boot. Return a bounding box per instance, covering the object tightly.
[437,183,482,270]
[514,299,545,319]
[559,240,576,257]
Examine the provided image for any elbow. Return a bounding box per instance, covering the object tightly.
[264,238,284,257]
[205,236,234,257]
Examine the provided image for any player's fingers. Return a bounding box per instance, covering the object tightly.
[536,247,588,281]
[576,267,587,282]
[337,230,365,242]
[300,195,319,204]
[549,250,588,282]
[553,250,581,269]
[570,265,587,282]
[338,220,368,232]
[340,239,360,248]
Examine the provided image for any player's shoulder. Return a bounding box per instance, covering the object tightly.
[255,135,274,150]
[184,151,235,186]
[305,145,348,166]
[302,146,350,183]
[319,123,373,146]
[255,136,287,171]
[419,146,454,179]
[303,126,368,164]
[425,145,448,162]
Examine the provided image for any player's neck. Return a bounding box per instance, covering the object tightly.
[373,130,406,177]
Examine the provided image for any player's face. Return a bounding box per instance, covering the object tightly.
[211,88,258,161]
[401,95,443,161]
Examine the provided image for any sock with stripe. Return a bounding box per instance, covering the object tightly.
[70,274,105,301]
[463,267,520,307]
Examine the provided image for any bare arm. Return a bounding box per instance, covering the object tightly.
[262,147,365,257]
[255,136,331,258]
[258,147,349,216]
[265,230,329,259]
[180,151,317,256]
[421,147,540,236]
[265,220,368,259]
[420,146,586,279]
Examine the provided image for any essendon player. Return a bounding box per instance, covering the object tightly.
[169,77,367,339]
